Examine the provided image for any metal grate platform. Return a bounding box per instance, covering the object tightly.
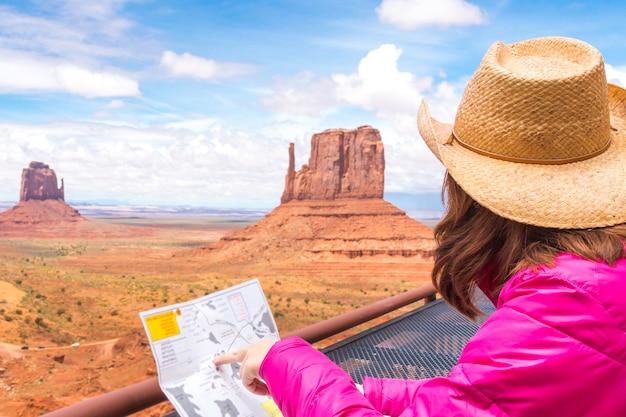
[321,292,495,384]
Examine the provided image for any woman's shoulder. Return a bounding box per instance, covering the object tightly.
[503,251,626,299]
[497,253,626,354]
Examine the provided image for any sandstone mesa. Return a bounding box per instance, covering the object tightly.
[0,161,85,229]
[197,126,435,263]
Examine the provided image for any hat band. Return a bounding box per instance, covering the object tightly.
[449,130,612,165]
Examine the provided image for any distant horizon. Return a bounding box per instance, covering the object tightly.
[0,191,445,221]
[0,191,444,209]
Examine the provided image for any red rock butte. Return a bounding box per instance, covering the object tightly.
[0,162,160,239]
[0,161,85,230]
[20,161,65,202]
[197,126,436,264]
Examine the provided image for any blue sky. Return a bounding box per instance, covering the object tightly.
[0,0,625,208]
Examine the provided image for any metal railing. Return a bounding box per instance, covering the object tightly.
[41,283,437,417]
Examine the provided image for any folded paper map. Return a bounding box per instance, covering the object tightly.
[140,279,283,417]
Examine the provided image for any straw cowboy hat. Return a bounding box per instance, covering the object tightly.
[418,36,626,229]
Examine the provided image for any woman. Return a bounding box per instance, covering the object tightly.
[214,36,626,416]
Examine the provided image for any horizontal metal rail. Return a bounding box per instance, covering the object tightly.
[282,283,437,343]
[41,283,437,417]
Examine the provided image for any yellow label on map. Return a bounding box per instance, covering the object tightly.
[145,311,181,342]
[261,398,284,417]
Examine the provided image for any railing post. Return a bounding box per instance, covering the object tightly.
[423,292,437,305]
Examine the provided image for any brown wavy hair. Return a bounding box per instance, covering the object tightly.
[433,173,626,319]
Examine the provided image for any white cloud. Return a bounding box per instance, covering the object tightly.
[160,50,257,81]
[0,3,141,98]
[57,64,140,97]
[25,134,56,153]
[0,49,139,97]
[259,71,337,116]
[164,117,221,133]
[0,4,141,62]
[376,0,486,30]
[57,0,129,21]
[107,99,125,108]
[22,0,137,43]
[333,44,433,117]
[606,63,626,88]
[93,111,115,119]
[427,80,461,123]
[259,44,433,121]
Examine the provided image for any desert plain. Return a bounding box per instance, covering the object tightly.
[0,208,435,417]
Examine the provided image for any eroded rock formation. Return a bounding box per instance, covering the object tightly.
[281,126,384,203]
[199,126,435,263]
[20,161,65,202]
[0,162,85,234]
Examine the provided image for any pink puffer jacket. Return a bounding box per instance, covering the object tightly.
[260,252,626,416]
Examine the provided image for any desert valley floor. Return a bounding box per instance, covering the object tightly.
[0,210,435,417]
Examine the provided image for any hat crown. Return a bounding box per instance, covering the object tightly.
[453,37,611,163]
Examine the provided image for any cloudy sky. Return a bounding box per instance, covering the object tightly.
[1,0,625,208]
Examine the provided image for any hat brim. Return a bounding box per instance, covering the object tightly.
[417,84,626,229]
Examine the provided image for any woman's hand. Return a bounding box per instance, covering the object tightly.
[213,339,277,396]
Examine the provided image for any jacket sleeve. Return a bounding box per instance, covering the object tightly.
[363,368,506,417]
[362,377,429,416]
[260,337,383,417]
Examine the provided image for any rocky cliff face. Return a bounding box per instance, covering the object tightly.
[20,161,65,202]
[281,126,384,203]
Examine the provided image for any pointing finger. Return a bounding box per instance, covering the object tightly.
[213,348,246,366]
